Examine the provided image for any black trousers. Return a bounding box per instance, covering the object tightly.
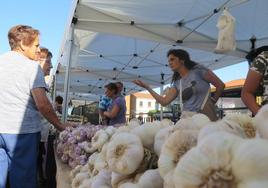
[45,135,57,188]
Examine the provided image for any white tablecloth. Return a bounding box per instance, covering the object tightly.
[55,155,72,188]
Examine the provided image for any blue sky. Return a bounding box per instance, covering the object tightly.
[0,0,248,84]
[0,0,72,66]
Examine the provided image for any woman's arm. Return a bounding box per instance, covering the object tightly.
[103,104,120,119]
[132,79,178,106]
[241,69,262,115]
[203,70,225,103]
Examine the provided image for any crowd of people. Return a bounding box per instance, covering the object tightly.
[0,23,267,188]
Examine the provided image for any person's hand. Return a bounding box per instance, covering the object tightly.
[57,122,75,132]
[132,79,149,89]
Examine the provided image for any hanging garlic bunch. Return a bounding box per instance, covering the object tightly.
[131,122,163,149]
[154,126,175,156]
[173,132,242,188]
[254,104,268,139]
[106,132,144,175]
[158,129,198,178]
[222,113,256,138]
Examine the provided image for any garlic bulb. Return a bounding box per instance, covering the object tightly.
[105,126,117,137]
[71,172,90,188]
[163,170,175,188]
[70,165,82,180]
[128,118,141,129]
[191,113,210,128]
[106,132,144,175]
[90,169,112,188]
[173,132,242,188]
[111,172,138,188]
[91,129,109,151]
[116,126,131,133]
[238,180,268,188]
[138,169,163,188]
[158,129,198,178]
[86,152,99,177]
[223,113,255,138]
[78,178,92,188]
[174,113,210,131]
[94,153,108,172]
[232,138,268,183]
[198,120,247,142]
[154,126,175,156]
[131,122,163,149]
[254,104,268,139]
[118,182,140,188]
[160,118,174,127]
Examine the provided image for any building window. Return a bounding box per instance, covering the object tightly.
[148,101,151,107]
[139,101,143,107]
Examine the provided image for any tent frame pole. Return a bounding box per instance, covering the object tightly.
[62,23,75,123]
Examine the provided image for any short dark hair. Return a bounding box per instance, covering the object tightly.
[105,83,118,94]
[8,25,39,50]
[55,96,63,104]
[115,81,123,88]
[39,47,53,59]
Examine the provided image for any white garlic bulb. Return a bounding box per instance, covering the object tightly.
[137,169,163,188]
[232,138,268,183]
[223,113,255,138]
[70,165,82,180]
[254,104,268,139]
[118,182,140,188]
[105,126,117,137]
[154,126,175,156]
[163,170,175,188]
[86,152,99,177]
[158,129,198,178]
[90,169,112,188]
[71,172,90,188]
[106,132,144,175]
[78,178,92,188]
[198,120,247,142]
[91,129,109,151]
[131,122,163,149]
[173,132,242,188]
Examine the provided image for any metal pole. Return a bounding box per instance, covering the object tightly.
[62,23,75,123]
[160,85,163,120]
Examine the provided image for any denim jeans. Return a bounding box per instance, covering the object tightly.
[0,133,40,188]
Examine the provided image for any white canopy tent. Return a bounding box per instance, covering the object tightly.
[55,0,268,121]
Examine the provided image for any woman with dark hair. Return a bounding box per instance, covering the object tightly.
[133,49,225,121]
[103,83,126,126]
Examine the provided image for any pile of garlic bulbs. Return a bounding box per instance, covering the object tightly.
[65,105,268,188]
